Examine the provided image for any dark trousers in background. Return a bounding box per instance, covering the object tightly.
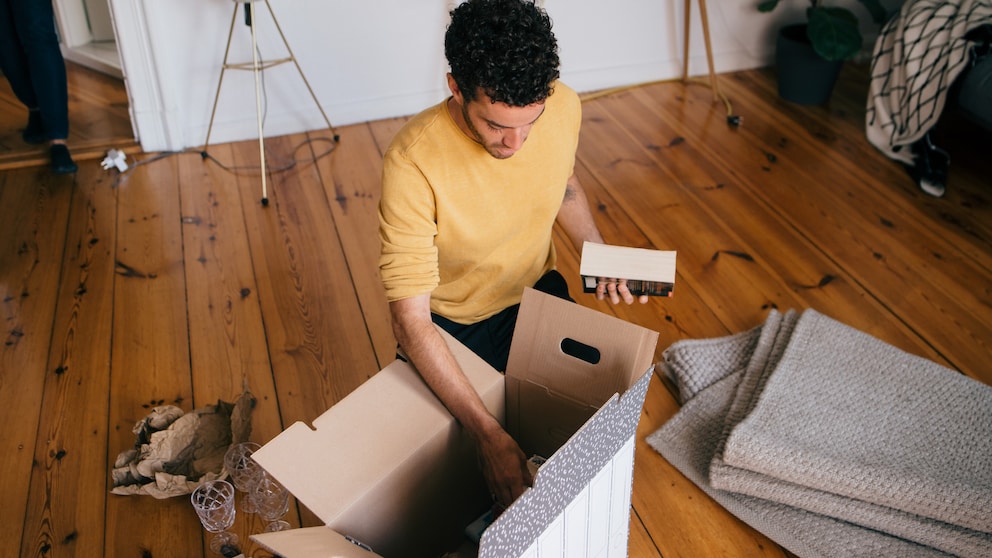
[0,0,70,140]
[432,269,574,372]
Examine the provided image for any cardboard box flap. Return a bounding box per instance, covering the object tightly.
[252,358,453,520]
[252,327,504,558]
[252,526,383,558]
[506,288,658,406]
[504,288,658,462]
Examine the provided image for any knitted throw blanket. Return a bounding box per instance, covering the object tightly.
[647,309,992,557]
[865,0,992,165]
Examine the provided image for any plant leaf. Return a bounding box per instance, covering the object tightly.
[807,7,862,61]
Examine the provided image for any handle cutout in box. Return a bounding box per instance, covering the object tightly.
[560,337,601,365]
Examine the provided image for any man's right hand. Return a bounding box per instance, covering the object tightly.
[476,421,533,510]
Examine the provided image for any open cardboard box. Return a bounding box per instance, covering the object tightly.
[251,288,658,557]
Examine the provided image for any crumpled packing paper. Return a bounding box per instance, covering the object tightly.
[111,389,255,498]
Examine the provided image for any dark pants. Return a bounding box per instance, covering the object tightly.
[0,0,70,140]
[432,270,574,372]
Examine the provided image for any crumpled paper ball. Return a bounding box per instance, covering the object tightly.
[111,389,255,498]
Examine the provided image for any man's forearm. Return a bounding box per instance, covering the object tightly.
[389,296,502,440]
[556,173,604,251]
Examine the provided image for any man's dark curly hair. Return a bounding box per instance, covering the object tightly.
[445,0,560,107]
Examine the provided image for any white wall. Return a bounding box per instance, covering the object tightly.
[109,0,899,152]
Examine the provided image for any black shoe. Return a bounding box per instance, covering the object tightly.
[22,110,46,144]
[905,134,949,197]
[50,144,78,174]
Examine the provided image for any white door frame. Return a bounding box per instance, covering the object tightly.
[52,0,123,78]
[52,0,91,49]
[106,0,184,151]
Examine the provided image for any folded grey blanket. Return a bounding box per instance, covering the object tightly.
[647,309,992,557]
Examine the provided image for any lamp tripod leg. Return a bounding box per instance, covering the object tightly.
[682,0,691,83]
[203,6,240,154]
[681,0,737,126]
[696,0,722,101]
[249,0,269,206]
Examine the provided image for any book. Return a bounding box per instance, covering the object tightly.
[579,241,676,297]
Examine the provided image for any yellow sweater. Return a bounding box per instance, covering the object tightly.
[379,83,581,324]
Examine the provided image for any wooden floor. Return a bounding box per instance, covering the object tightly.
[1,62,990,558]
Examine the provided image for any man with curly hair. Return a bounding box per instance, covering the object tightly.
[378,0,644,510]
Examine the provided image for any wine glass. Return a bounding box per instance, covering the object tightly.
[223,441,262,513]
[190,479,240,555]
[250,470,292,532]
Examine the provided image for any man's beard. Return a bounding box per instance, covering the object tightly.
[461,103,514,160]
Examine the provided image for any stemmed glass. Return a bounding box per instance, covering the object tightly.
[223,441,262,513]
[190,479,240,555]
[250,470,292,532]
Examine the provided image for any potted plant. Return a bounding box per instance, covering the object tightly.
[760,0,888,104]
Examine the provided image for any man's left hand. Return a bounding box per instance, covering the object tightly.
[595,278,649,305]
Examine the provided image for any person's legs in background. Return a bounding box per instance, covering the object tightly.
[0,0,77,174]
[0,0,41,140]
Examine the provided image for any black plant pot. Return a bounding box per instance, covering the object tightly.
[775,23,845,105]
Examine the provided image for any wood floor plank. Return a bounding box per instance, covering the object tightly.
[231,133,380,427]
[19,161,118,557]
[309,125,395,368]
[628,508,663,557]
[177,145,284,440]
[103,154,202,557]
[0,167,74,557]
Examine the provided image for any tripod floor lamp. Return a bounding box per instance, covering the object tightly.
[201,0,339,206]
[681,0,738,127]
